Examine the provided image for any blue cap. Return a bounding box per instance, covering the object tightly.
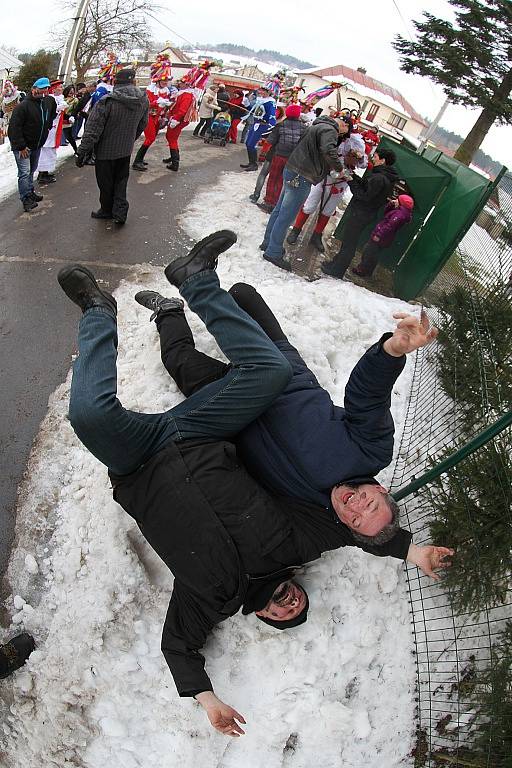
[32,77,50,89]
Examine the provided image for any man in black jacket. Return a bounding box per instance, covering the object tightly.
[76,68,148,224]
[7,76,57,212]
[322,148,399,279]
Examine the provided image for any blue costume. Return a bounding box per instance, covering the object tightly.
[244,97,277,150]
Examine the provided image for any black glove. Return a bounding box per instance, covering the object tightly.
[75,154,85,168]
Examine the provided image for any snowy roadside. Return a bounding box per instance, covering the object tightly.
[1,171,417,768]
[0,140,75,203]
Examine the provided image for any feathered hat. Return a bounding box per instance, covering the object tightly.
[181,59,221,90]
[150,52,173,82]
[97,52,121,83]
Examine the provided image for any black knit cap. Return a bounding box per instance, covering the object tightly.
[257,593,309,630]
[242,571,309,630]
[115,68,136,84]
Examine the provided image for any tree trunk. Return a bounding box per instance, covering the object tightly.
[454,68,512,166]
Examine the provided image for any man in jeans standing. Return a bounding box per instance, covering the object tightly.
[7,77,57,212]
[260,115,345,271]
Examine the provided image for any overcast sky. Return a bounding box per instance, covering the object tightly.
[2,0,511,167]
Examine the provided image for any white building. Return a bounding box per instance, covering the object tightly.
[295,64,427,139]
[0,47,23,91]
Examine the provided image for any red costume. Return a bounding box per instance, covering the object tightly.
[143,82,173,148]
[165,88,196,150]
[362,128,380,170]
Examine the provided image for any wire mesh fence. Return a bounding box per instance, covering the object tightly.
[390,171,512,767]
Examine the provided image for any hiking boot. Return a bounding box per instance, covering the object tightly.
[165,230,237,288]
[286,227,301,245]
[58,264,117,315]
[263,254,292,272]
[134,291,185,321]
[29,191,44,202]
[22,197,38,212]
[309,231,325,253]
[0,633,36,679]
[91,209,113,219]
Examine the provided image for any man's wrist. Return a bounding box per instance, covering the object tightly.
[382,338,404,358]
[195,690,216,708]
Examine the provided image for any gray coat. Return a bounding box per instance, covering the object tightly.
[79,85,149,160]
[286,116,343,184]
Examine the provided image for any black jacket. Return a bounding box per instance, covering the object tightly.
[286,116,343,184]
[348,164,399,213]
[7,94,57,150]
[78,85,149,161]
[266,117,308,158]
[111,432,408,699]
[216,89,230,111]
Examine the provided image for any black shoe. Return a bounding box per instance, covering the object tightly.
[286,227,301,245]
[91,209,113,219]
[85,158,95,166]
[257,202,274,213]
[162,156,172,163]
[166,164,179,172]
[142,161,148,165]
[263,254,292,272]
[309,231,325,253]
[243,163,258,171]
[135,291,185,321]
[39,173,56,185]
[0,633,36,679]
[240,162,252,168]
[321,260,345,279]
[259,242,268,251]
[113,217,126,225]
[29,191,44,202]
[132,161,147,171]
[23,197,38,212]
[165,230,238,288]
[249,194,259,203]
[58,264,117,315]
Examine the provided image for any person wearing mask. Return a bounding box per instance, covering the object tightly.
[352,194,414,278]
[321,148,399,279]
[132,75,173,170]
[163,79,197,172]
[240,86,276,171]
[7,76,57,211]
[76,68,148,224]
[193,83,219,138]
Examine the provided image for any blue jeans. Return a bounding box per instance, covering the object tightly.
[262,168,311,258]
[69,270,292,475]
[72,115,84,139]
[13,148,41,201]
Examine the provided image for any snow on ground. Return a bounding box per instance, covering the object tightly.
[1,171,417,768]
[0,140,75,203]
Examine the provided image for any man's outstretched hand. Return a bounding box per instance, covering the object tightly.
[384,311,438,357]
[195,691,246,736]
[407,543,454,580]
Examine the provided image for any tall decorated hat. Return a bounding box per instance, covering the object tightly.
[98,52,121,83]
[181,59,221,90]
[150,52,173,82]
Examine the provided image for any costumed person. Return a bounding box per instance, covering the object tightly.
[90,53,120,107]
[240,90,257,143]
[193,83,219,138]
[227,90,245,143]
[254,103,307,212]
[240,86,276,171]
[287,116,367,252]
[62,85,79,154]
[163,79,197,172]
[352,194,414,278]
[0,80,21,140]
[264,71,286,100]
[132,52,173,171]
[36,79,67,185]
[362,125,380,169]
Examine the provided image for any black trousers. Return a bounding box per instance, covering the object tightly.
[358,240,383,276]
[193,117,212,137]
[333,208,377,275]
[94,156,130,221]
[156,283,287,396]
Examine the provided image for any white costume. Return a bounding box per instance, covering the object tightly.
[302,133,367,215]
[37,94,67,173]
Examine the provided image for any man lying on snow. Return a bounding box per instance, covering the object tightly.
[59,232,452,737]
[136,280,450,577]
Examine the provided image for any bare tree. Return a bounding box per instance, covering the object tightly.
[54,0,159,81]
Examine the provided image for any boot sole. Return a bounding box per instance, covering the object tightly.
[58,264,117,310]
[165,230,237,284]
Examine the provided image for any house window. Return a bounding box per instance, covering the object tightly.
[387,113,407,130]
[361,100,368,112]
[366,103,380,122]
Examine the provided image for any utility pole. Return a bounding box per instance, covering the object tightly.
[418,96,450,154]
[58,0,91,81]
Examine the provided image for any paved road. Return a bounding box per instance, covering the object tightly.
[0,133,247,589]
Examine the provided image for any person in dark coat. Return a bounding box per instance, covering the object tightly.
[353,193,414,278]
[76,68,149,224]
[322,148,399,279]
[7,76,57,211]
[215,83,230,113]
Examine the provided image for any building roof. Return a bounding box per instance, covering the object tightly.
[160,46,192,64]
[0,47,23,72]
[296,64,427,127]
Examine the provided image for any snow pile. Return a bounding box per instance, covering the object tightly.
[1,171,417,767]
[0,140,75,203]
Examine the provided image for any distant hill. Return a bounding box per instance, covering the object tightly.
[181,43,315,71]
[425,123,503,176]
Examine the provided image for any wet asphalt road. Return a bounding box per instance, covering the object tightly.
[0,133,247,590]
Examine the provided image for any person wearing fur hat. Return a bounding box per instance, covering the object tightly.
[132,73,173,171]
[352,194,414,278]
[7,76,57,211]
[240,86,276,171]
[76,68,148,223]
[163,79,197,172]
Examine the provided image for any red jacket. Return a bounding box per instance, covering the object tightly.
[169,90,195,123]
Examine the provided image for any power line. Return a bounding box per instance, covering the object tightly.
[146,12,196,49]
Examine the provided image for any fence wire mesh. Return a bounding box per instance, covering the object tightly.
[389,171,512,767]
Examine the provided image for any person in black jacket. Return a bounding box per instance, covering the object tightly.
[321,148,399,279]
[7,76,57,211]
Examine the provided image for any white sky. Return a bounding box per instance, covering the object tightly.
[2,0,511,168]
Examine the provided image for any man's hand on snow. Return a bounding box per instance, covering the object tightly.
[383,310,438,357]
[195,691,246,736]
[406,543,454,580]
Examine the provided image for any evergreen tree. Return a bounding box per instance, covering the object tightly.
[16,50,60,92]
[393,0,512,166]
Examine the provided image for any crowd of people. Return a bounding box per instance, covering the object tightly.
[1,57,443,721]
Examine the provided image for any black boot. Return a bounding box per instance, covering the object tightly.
[286,227,301,245]
[166,149,180,172]
[0,633,36,679]
[162,154,172,163]
[22,197,38,212]
[240,148,257,169]
[91,209,113,219]
[134,291,184,321]
[29,190,44,202]
[132,144,148,171]
[58,264,117,315]
[309,231,325,253]
[321,258,346,279]
[165,230,237,288]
